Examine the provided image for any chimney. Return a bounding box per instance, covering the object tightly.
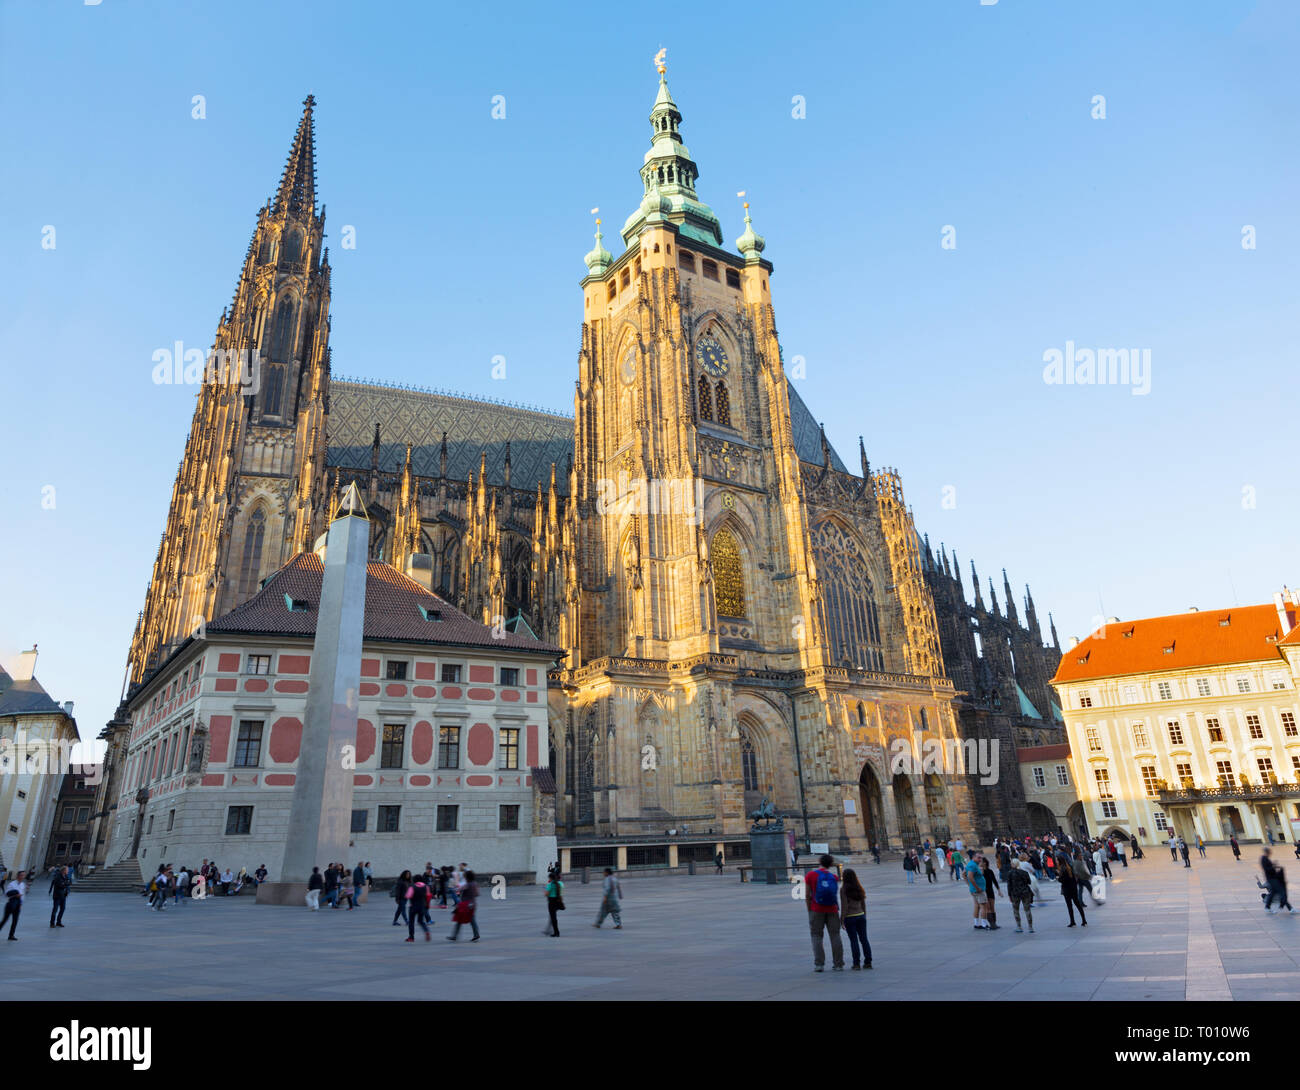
[1276,588,1298,637]
[62,701,75,716]
[12,645,37,682]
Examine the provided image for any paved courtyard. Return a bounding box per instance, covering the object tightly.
[4,849,1295,1000]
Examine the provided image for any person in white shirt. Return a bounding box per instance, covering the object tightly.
[593,868,623,929]
[954,838,964,854]
[221,868,234,894]
[2,871,28,940]
[175,868,190,905]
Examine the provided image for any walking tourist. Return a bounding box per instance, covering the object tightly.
[1196,835,1206,859]
[393,870,411,926]
[903,851,916,885]
[306,866,323,910]
[2,870,27,940]
[406,872,431,942]
[49,865,70,928]
[924,851,936,883]
[593,867,623,929]
[805,854,844,971]
[1007,858,1034,933]
[1230,835,1241,862]
[447,870,480,941]
[1058,855,1086,927]
[544,871,565,936]
[979,856,1001,929]
[352,862,366,908]
[1179,839,1191,869]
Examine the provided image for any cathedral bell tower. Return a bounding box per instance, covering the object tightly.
[128,97,332,684]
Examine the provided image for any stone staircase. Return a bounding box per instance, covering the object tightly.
[73,860,144,893]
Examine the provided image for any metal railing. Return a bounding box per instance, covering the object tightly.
[1157,783,1300,803]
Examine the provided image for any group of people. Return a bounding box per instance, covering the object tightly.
[387,863,479,942]
[802,855,874,971]
[144,860,272,908]
[305,861,375,910]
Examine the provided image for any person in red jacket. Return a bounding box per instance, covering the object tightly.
[804,855,844,972]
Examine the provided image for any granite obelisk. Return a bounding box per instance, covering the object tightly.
[259,483,369,904]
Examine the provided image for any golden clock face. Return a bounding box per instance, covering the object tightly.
[696,335,728,377]
[620,350,637,386]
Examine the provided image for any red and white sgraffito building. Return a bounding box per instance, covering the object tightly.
[110,552,561,881]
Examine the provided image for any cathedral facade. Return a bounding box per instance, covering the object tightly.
[118,72,1065,856]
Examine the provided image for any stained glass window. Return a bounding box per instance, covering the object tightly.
[715,381,731,426]
[577,712,597,823]
[697,373,713,421]
[268,296,296,362]
[239,508,266,599]
[810,520,884,670]
[740,732,758,790]
[712,527,745,618]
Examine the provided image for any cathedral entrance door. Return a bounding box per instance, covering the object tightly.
[859,765,885,849]
[892,774,919,847]
[923,774,950,842]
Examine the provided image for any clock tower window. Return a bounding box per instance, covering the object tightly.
[697,373,713,422]
[715,382,731,427]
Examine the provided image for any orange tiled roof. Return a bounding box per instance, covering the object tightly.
[1018,744,1072,762]
[1050,603,1290,685]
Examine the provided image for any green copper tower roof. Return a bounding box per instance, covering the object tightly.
[735,203,766,264]
[584,219,613,274]
[620,64,723,249]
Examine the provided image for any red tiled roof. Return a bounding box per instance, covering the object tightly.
[207,553,563,658]
[1018,744,1072,762]
[1051,603,1288,685]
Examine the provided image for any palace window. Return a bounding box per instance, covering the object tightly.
[1282,712,1297,737]
[1237,678,1252,693]
[499,805,520,832]
[1086,727,1101,753]
[1153,811,1168,832]
[1215,760,1234,788]
[351,810,367,833]
[234,721,263,767]
[1206,717,1223,743]
[1094,768,1113,799]
[1079,691,1093,708]
[437,727,460,769]
[500,667,519,687]
[247,654,271,675]
[225,806,252,836]
[378,806,401,833]
[441,664,462,684]
[167,810,175,832]
[1032,766,1046,789]
[1292,755,1300,778]
[77,807,89,825]
[1246,714,1263,739]
[678,250,695,272]
[1123,685,1138,702]
[714,381,732,427]
[385,660,407,680]
[1056,765,1070,786]
[1140,765,1159,797]
[725,267,741,289]
[1271,676,1289,690]
[1100,801,1118,819]
[499,728,519,771]
[712,527,746,619]
[1132,722,1149,749]
[1175,762,1193,786]
[1157,681,1172,700]
[1257,757,1277,784]
[435,805,457,833]
[380,725,405,769]
[697,373,713,421]
[1167,720,1184,746]
[1196,678,1212,697]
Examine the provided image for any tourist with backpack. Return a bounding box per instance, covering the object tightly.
[804,854,844,972]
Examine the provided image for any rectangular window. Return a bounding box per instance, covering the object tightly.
[702,258,719,281]
[246,654,271,675]
[1272,676,1288,690]
[1215,760,1234,789]
[1292,755,1300,777]
[167,809,175,832]
[55,842,68,856]
[147,814,154,834]
[1157,681,1173,700]
[678,250,695,272]
[1086,727,1101,753]
[351,809,368,833]
[725,267,741,289]
[1237,678,1252,693]
[76,806,89,825]
[1153,811,1168,832]
[500,667,519,687]
[438,726,460,769]
[500,728,520,770]
[385,660,408,680]
[1123,685,1138,702]
[1196,677,1212,697]
[1079,691,1093,708]
[69,842,82,856]
[1101,801,1118,819]
[1206,717,1223,743]
[1283,712,1297,737]
[234,720,263,767]
[1257,757,1276,783]
[1167,720,1184,746]
[436,805,459,833]
[499,804,520,831]
[1247,714,1263,739]
[62,805,75,827]
[1132,722,1149,749]
[1176,762,1193,787]
[441,664,462,684]
[1140,765,1160,797]
[225,806,252,835]
[1095,768,1113,799]
[1032,766,1046,789]
[1056,764,1070,786]
[377,805,401,833]
[381,724,406,769]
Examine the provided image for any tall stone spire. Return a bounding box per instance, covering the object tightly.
[1002,568,1018,623]
[274,95,318,218]
[971,560,984,610]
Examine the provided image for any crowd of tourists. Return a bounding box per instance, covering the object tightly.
[141,859,278,908]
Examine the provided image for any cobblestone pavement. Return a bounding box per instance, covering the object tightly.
[4,848,1294,1000]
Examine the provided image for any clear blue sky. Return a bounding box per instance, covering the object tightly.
[2,0,1297,747]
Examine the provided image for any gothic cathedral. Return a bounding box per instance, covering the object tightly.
[121,72,1065,852]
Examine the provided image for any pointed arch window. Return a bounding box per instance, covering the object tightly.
[577,712,597,824]
[811,519,884,671]
[267,296,297,363]
[281,229,304,265]
[238,508,266,600]
[697,373,713,421]
[740,732,759,792]
[712,527,746,619]
[263,364,284,417]
[715,381,731,427]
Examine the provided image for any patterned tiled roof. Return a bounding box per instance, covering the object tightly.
[207,552,563,657]
[786,381,849,472]
[1051,604,1288,684]
[327,381,574,494]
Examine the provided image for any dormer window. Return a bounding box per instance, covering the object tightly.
[419,605,442,622]
[1219,614,1231,626]
[284,594,310,612]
